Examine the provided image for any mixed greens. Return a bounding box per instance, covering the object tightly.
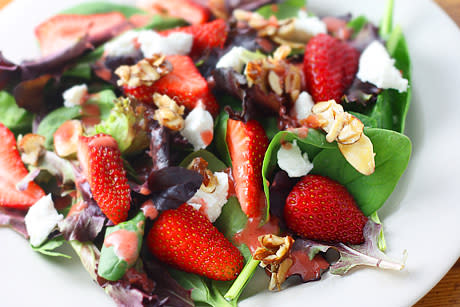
[0,0,412,306]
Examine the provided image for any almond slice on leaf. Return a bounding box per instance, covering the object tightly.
[338,134,375,176]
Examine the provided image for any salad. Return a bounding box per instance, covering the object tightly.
[0,0,412,306]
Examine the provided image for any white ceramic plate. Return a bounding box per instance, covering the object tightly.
[1,0,460,306]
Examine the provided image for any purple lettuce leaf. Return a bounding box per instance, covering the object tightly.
[225,0,282,14]
[142,253,194,307]
[295,221,406,275]
[70,241,165,307]
[350,23,383,52]
[146,167,203,211]
[19,36,93,80]
[70,240,191,307]
[0,52,20,90]
[268,170,298,222]
[0,207,29,238]
[344,78,381,106]
[59,181,106,242]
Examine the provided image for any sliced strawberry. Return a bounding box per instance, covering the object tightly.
[139,0,209,25]
[147,203,244,280]
[35,13,130,56]
[122,55,219,115]
[77,134,131,224]
[0,123,45,209]
[284,175,368,244]
[160,19,228,56]
[303,33,359,103]
[53,120,83,157]
[226,119,269,218]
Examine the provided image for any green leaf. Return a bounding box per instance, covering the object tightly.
[37,106,81,150]
[370,211,386,251]
[385,26,411,133]
[214,111,232,167]
[262,129,335,220]
[367,26,411,133]
[0,91,33,135]
[169,269,235,307]
[140,15,187,31]
[60,2,147,17]
[98,212,145,281]
[310,128,411,216]
[257,0,305,19]
[347,15,368,35]
[87,89,117,120]
[31,236,72,259]
[179,150,227,172]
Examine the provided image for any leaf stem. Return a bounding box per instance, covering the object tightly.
[380,0,394,37]
[224,258,260,302]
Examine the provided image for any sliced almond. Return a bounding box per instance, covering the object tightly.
[338,134,375,175]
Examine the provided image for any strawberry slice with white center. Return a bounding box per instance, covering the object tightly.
[77,134,131,224]
[35,13,130,56]
[0,123,45,209]
[226,119,269,218]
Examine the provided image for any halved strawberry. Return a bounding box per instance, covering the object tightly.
[77,134,130,224]
[121,55,219,115]
[35,13,130,56]
[147,203,244,281]
[0,123,45,209]
[303,33,359,103]
[139,0,209,25]
[160,19,228,56]
[226,119,269,218]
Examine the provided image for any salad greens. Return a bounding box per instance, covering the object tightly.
[0,0,413,306]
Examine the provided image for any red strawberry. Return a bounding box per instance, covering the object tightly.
[35,13,130,56]
[0,123,45,209]
[226,119,268,218]
[303,33,359,103]
[160,19,228,56]
[147,203,244,281]
[122,55,219,115]
[284,174,368,244]
[139,0,209,25]
[77,134,130,224]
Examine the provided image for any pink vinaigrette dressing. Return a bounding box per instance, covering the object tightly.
[104,228,140,266]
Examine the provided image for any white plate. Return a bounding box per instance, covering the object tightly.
[1,0,460,306]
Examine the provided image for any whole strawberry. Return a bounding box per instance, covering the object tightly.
[147,203,244,281]
[77,134,131,224]
[226,119,269,218]
[303,33,359,103]
[284,175,367,244]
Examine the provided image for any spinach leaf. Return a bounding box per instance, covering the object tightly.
[385,26,411,133]
[347,15,368,35]
[37,106,81,150]
[31,236,72,259]
[262,129,335,219]
[257,0,305,19]
[214,111,232,166]
[169,269,235,307]
[60,2,147,17]
[139,15,187,31]
[262,128,411,217]
[180,150,227,172]
[311,128,411,216]
[367,0,411,133]
[37,89,116,149]
[0,91,33,135]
